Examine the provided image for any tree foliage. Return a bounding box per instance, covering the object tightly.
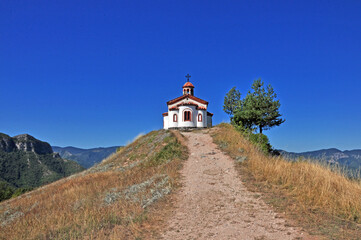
[232,79,285,134]
[223,87,241,118]
[0,181,32,202]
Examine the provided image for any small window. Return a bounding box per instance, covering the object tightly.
[173,114,177,122]
[184,111,191,121]
[198,113,202,122]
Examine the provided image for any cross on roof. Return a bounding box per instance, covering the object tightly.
[185,73,191,82]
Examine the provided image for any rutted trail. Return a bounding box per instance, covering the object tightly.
[161,130,312,240]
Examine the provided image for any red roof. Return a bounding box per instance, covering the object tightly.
[207,112,213,116]
[167,94,208,105]
[182,82,195,88]
[162,112,168,116]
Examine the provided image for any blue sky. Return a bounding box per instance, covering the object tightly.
[1,0,360,152]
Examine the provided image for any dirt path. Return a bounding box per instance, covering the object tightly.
[161,130,313,240]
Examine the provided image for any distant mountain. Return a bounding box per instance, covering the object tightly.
[280,148,361,171]
[0,133,84,201]
[52,146,121,168]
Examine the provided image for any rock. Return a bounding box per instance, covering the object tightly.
[219,142,228,149]
[13,134,53,154]
[0,133,16,152]
[235,156,247,163]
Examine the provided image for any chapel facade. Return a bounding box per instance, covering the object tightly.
[163,74,213,129]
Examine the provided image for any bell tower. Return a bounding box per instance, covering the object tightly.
[182,73,195,96]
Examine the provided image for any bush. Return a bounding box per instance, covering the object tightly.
[234,126,279,156]
[0,182,33,202]
[12,187,32,198]
[248,133,272,154]
[0,182,14,202]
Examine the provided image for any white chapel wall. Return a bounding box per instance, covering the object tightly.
[163,116,169,129]
[178,106,196,128]
[168,111,179,128]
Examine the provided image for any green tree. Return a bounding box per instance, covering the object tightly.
[0,181,14,202]
[233,79,285,134]
[223,87,241,118]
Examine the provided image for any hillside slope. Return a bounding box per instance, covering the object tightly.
[52,146,121,168]
[212,123,361,239]
[0,130,187,239]
[0,133,84,189]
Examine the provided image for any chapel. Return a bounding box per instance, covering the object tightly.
[163,74,213,129]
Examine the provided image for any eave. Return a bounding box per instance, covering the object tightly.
[167,94,208,105]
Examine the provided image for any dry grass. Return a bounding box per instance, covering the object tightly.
[0,130,188,240]
[211,123,361,239]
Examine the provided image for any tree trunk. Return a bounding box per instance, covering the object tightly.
[258,126,263,143]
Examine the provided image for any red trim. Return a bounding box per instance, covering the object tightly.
[167,94,208,105]
[173,114,177,122]
[176,102,199,107]
[169,106,179,110]
[162,112,168,116]
[197,106,207,110]
[183,110,192,122]
[207,112,213,116]
[198,113,202,122]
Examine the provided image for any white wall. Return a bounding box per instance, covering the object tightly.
[178,106,196,128]
[164,96,213,128]
[163,116,169,129]
[168,110,179,128]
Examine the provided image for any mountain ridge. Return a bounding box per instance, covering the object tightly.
[280,147,361,170]
[52,146,121,168]
[0,132,84,200]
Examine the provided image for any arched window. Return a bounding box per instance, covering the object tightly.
[198,113,202,122]
[173,114,177,122]
[184,111,191,121]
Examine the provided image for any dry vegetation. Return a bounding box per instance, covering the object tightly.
[0,130,188,240]
[211,123,361,239]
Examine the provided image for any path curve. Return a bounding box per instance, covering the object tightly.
[161,130,312,240]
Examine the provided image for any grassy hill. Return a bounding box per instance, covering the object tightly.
[52,146,121,168]
[1,125,360,239]
[0,130,187,239]
[211,123,361,239]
